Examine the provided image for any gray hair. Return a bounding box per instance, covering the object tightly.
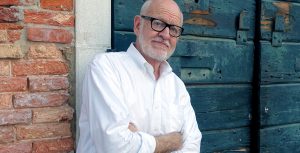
[139,0,183,24]
[140,0,151,15]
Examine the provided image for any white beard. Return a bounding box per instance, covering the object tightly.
[138,33,174,62]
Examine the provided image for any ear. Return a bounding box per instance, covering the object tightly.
[133,15,141,36]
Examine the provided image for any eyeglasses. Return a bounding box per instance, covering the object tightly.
[140,15,184,37]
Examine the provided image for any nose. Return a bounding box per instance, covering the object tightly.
[158,27,171,39]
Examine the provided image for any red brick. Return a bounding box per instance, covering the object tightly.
[0,109,32,125]
[29,76,69,92]
[0,0,19,6]
[0,77,27,92]
[0,60,10,76]
[0,44,23,58]
[33,105,73,123]
[0,23,23,30]
[0,142,32,153]
[0,94,12,109]
[16,123,72,139]
[22,0,35,6]
[40,0,73,11]
[14,91,69,108]
[12,60,68,76]
[0,7,19,22]
[33,138,74,153]
[27,28,73,44]
[0,30,8,42]
[24,10,74,26]
[28,44,62,59]
[7,30,21,42]
[0,126,15,143]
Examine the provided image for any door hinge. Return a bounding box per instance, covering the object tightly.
[237,10,250,45]
[272,14,284,47]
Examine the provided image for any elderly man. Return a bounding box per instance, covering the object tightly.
[77,0,202,152]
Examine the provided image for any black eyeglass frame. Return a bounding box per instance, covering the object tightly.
[140,15,184,37]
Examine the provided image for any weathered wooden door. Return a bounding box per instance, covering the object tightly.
[113,0,300,152]
[259,1,300,153]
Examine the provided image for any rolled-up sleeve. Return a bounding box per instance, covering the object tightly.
[78,54,156,153]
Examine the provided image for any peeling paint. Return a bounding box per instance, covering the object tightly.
[184,17,216,27]
[273,2,290,26]
[190,10,209,15]
[261,20,272,31]
[273,2,290,15]
[230,148,249,152]
[261,2,292,33]
[265,107,269,113]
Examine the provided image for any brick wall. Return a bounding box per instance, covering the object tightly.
[0,0,75,152]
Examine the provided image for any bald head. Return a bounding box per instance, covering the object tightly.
[140,0,183,25]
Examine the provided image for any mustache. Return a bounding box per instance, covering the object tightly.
[153,37,170,48]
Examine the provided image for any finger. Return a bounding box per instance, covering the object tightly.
[128,122,138,132]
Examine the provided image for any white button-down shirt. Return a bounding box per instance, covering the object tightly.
[77,43,202,153]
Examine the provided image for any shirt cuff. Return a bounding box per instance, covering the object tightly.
[137,132,156,153]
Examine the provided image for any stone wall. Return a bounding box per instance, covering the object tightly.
[0,0,75,152]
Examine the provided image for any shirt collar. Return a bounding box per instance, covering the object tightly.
[127,43,173,76]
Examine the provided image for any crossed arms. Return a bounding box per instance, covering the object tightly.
[129,122,183,153]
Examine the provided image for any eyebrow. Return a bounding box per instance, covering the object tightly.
[141,15,182,27]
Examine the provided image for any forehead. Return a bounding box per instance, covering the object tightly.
[144,1,182,25]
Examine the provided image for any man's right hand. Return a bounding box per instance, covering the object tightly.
[128,123,183,152]
[154,132,183,153]
[128,122,138,132]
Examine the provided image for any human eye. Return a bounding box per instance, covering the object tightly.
[152,19,166,29]
[170,26,180,35]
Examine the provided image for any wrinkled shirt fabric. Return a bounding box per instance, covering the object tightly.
[77,43,202,153]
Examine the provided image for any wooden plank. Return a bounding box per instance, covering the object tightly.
[260,84,300,126]
[188,85,252,130]
[201,128,250,153]
[260,41,300,84]
[180,0,255,39]
[173,36,254,83]
[197,109,251,131]
[260,123,300,153]
[114,0,143,31]
[114,32,254,83]
[113,31,136,51]
[114,0,256,39]
[261,0,300,42]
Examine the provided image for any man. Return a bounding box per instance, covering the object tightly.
[77,0,202,152]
